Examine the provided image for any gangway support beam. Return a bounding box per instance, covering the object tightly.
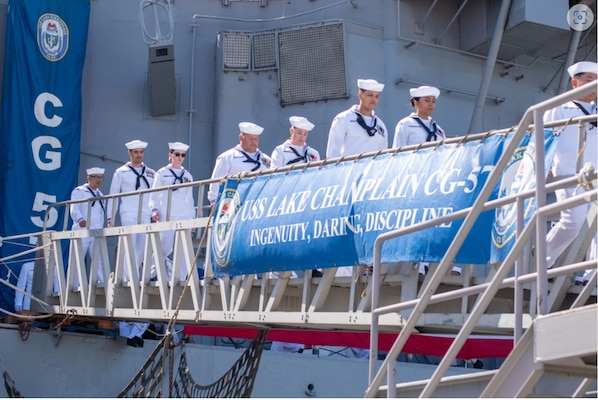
[480,325,539,397]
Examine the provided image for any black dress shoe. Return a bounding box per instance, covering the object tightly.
[312,269,323,277]
[126,337,145,347]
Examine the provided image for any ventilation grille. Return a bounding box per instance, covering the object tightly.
[253,33,276,70]
[222,33,251,71]
[221,22,347,105]
[278,23,346,106]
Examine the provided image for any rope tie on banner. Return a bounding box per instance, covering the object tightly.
[578,162,595,190]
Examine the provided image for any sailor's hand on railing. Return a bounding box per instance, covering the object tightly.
[79,220,87,228]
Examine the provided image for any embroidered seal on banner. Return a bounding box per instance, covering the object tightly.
[37,13,69,62]
[212,188,241,268]
[492,142,537,249]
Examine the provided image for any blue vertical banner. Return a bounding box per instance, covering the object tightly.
[0,0,90,311]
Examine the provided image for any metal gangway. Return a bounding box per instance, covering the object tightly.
[0,84,596,398]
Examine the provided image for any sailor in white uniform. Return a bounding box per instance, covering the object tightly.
[69,167,106,284]
[14,261,34,312]
[14,259,59,312]
[207,122,272,204]
[149,142,195,282]
[269,116,320,354]
[393,86,461,276]
[271,116,320,168]
[326,80,389,359]
[326,78,388,158]
[107,140,156,280]
[543,61,597,284]
[393,85,446,147]
[106,140,155,344]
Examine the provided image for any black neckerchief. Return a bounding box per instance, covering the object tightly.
[168,168,184,191]
[127,164,150,190]
[412,116,438,141]
[239,150,261,171]
[572,101,597,128]
[286,146,308,165]
[86,185,105,213]
[355,112,378,137]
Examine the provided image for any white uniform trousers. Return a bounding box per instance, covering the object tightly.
[546,186,597,282]
[119,321,150,339]
[72,234,104,286]
[159,219,190,282]
[120,212,150,281]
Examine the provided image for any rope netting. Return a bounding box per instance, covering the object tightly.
[117,202,268,398]
[116,329,268,398]
[172,329,268,398]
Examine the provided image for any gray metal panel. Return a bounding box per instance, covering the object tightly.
[148,46,176,116]
[149,43,174,63]
[507,0,570,30]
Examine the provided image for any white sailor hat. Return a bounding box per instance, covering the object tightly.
[238,122,264,135]
[86,167,105,175]
[567,61,598,78]
[168,142,189,152]
[125,139,148,150]
[357,78,385,92]
[410,85,440,99]
[289,116,315,131]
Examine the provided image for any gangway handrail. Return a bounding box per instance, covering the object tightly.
[42,178,213,231]
[366,81,598,397]
[40,113,595,234]
[39,114,596,236]
[370,188,596,315]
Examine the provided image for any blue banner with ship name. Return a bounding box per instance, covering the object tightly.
[0,0,90,312]
[490,130,559,263]
[211,135,511,277]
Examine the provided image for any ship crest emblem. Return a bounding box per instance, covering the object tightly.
[37,14,69,62]
[492,142,537,248]
[211,188,241,268]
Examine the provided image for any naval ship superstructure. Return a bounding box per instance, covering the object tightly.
[0,0,596,397]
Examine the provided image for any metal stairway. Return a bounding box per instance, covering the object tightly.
[364,81,598,398]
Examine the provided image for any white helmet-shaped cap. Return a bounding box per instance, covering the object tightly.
[125,139,148,150]
[289,116,315,131]
[357,78,384,92]
[567,61,598,78]
[168,142,189,152]
[238,122,264,135]
[86,167,105,175]
[409,86,440,99]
